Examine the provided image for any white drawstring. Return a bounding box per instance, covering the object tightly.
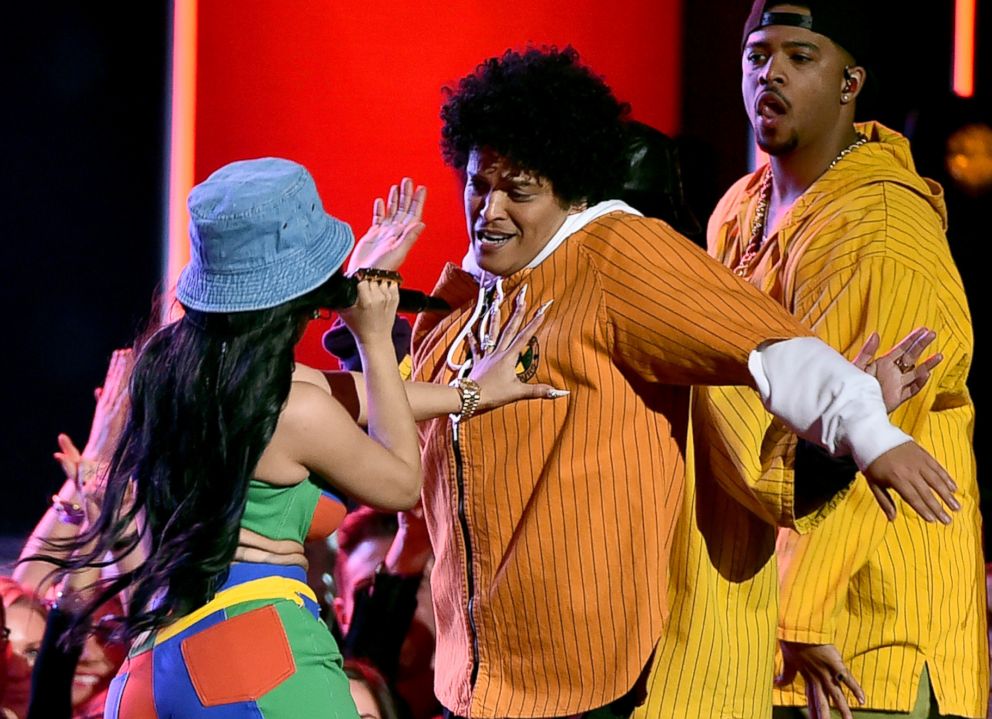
[445,273,505,377]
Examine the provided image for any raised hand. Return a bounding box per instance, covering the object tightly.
[467,285,569,409]
[346,177,426,275]
[853,328,942,413]
[82,348,134,463]
[776,641,866,719]
[53,433,118,525]
[54,431,85,486]
[53,348,134,500]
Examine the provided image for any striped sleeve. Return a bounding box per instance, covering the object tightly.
[693,384,848,531]
[582,215,811,387]
[777,205,947,642]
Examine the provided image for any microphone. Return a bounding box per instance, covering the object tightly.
[396,287,451,313]
[321,273,450,313]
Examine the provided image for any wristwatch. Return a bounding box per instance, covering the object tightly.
[449,377,482,422]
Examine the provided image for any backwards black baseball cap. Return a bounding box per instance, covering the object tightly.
[742,1,871,67]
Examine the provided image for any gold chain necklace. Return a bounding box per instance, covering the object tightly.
[733,133,868,277]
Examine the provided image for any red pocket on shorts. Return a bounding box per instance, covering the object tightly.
[181,604,296,705]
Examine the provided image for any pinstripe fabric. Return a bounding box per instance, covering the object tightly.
[636,381,845,718]
[411,212,812,718]
[706,122,987,717]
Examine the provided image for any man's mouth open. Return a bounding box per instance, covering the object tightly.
[475,228,515,247]
[756,91,788,126]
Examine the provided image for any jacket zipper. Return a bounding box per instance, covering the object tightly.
[451,418,480,687]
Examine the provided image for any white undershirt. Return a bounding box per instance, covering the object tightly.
[750,337,911,469]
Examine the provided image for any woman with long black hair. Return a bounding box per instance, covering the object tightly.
[48,157,558,718]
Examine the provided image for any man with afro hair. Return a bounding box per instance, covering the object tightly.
[404,46,958,719]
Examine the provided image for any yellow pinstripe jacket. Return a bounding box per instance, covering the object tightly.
[636,380,845,718]
[709,122,985,717]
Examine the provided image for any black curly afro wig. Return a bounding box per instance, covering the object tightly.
[440,46,630,207]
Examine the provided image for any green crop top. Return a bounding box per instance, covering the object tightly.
[240,477,346,544]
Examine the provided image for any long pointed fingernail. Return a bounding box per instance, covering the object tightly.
[536,299,554,317]
[516,285,528,308]
[547,388,569,399]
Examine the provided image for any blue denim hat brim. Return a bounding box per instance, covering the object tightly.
[176,214,354,312]
[175,157,356,313]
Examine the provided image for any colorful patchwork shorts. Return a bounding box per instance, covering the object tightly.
[105,563,357,718]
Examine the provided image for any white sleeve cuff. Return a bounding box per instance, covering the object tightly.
[748,337,912,470]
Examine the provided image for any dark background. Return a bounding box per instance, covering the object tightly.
[1,2,988,546]
[2,4,168,536]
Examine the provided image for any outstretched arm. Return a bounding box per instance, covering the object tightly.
[300,289,566,424]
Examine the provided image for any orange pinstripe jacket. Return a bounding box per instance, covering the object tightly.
[411,212,810,718]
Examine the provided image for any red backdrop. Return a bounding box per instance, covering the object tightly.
[191,1,683,366]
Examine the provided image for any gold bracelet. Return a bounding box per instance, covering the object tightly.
[449,377,481,422]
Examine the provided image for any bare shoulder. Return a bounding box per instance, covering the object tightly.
[291,363,332,395]
[257,381,339,485]
[264,380,356,472]
[282,379,342,429]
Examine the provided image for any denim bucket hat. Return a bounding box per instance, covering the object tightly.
[177,157,355,312]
